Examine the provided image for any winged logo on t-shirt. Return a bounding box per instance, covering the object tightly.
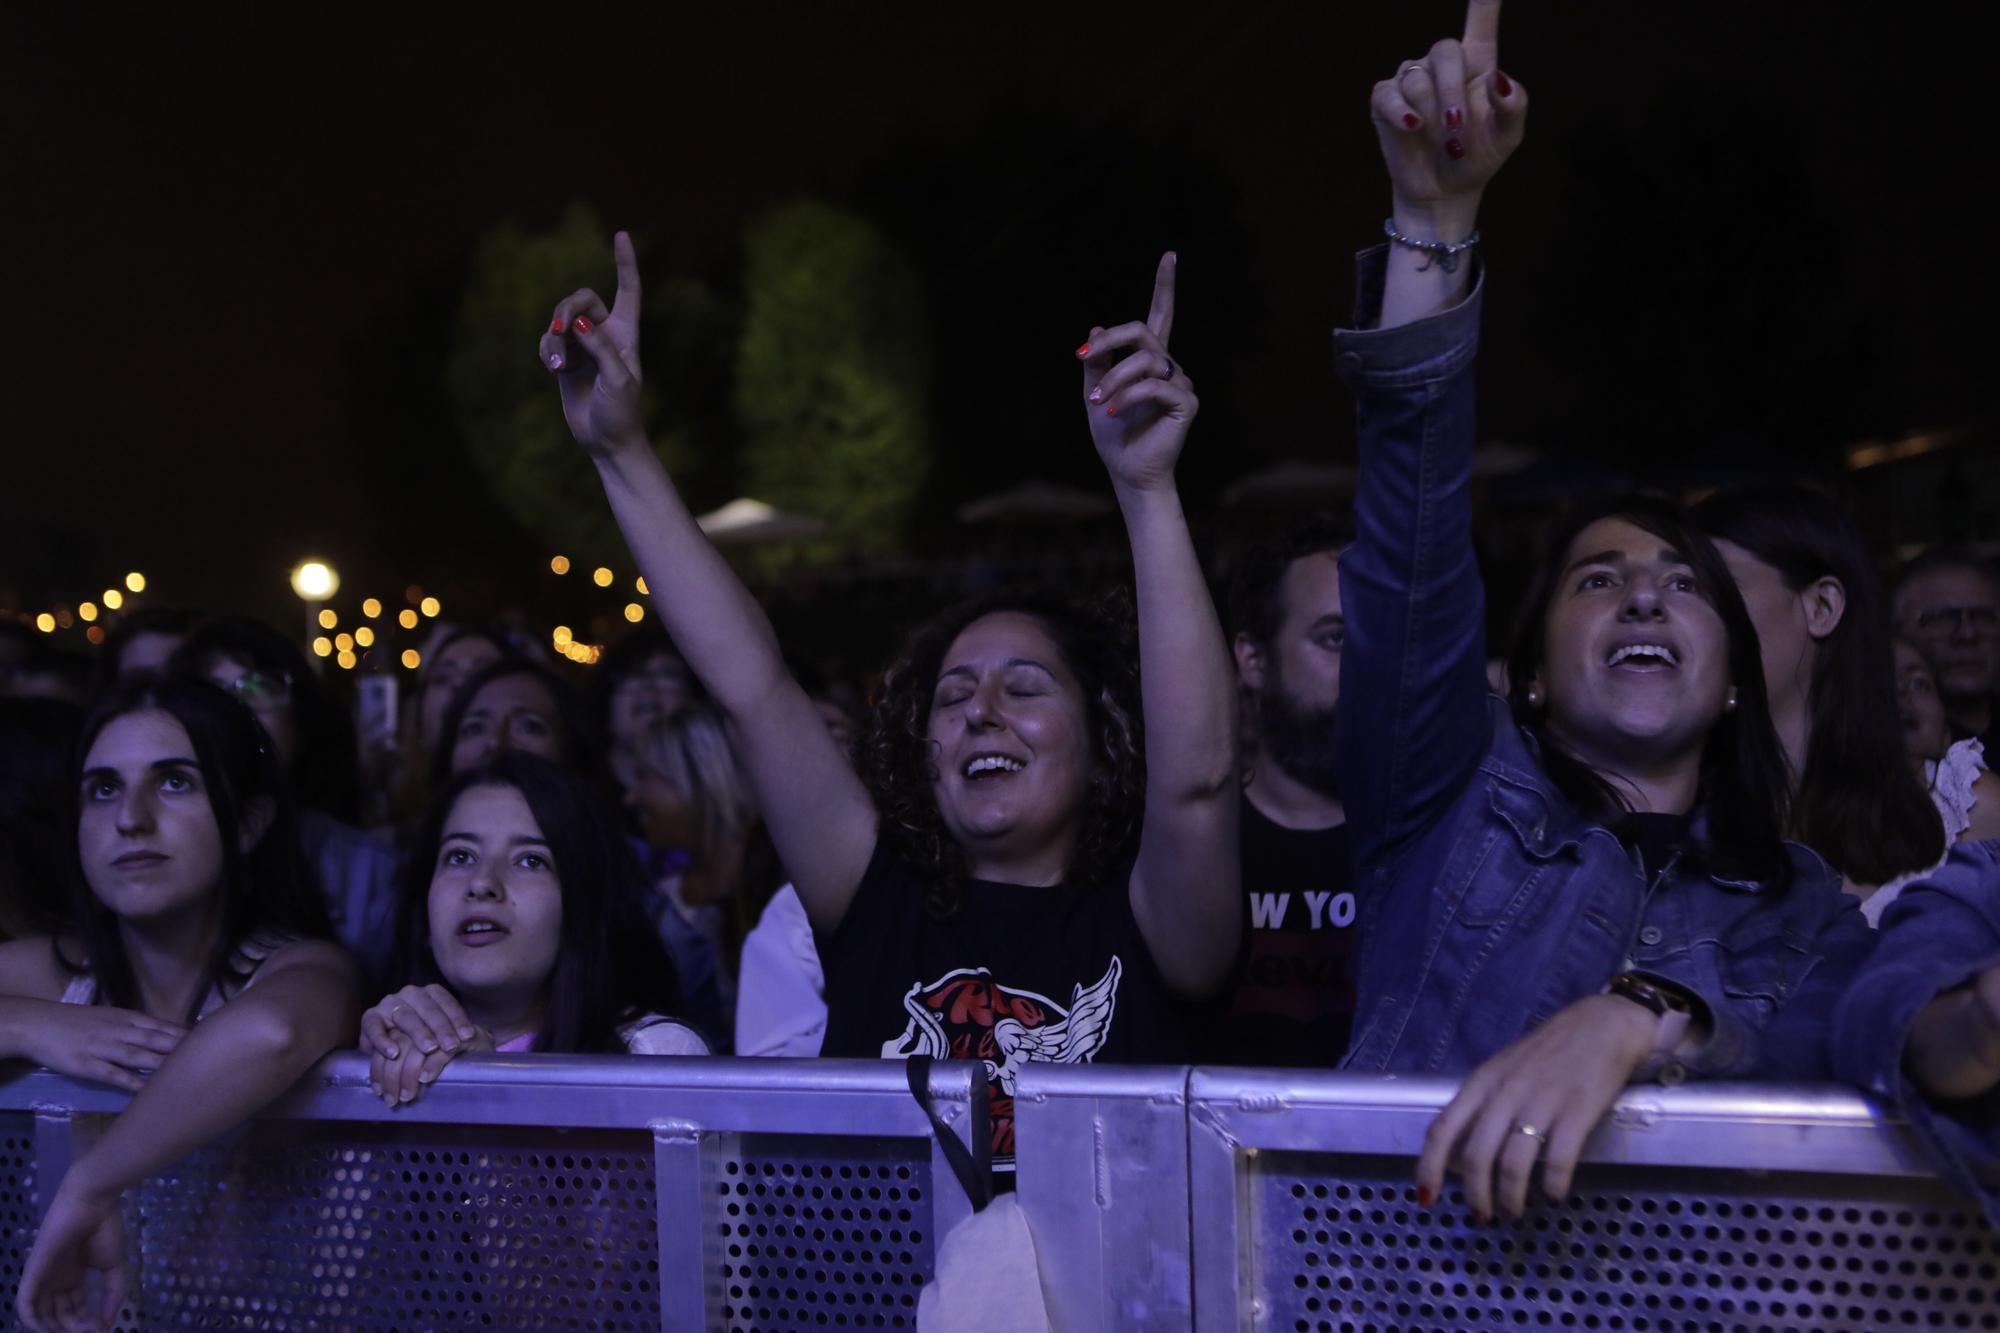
[884,956,1123,1093]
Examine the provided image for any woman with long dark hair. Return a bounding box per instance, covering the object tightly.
[0,677,358,1327]
[1336,0,1872,1224]
[538,234,1240,1173]
[1692,483,1945,890]
[361,752,701,1104]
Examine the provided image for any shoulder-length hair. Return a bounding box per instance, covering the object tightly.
[860,587,1144,917]
[428,657,609,796]
[168,616,363,822]
[1504,495,1793,888]
[59,677,330,1021]
[628,702,786,963]
[1693,483,1943,885]
[396,752,682,1053]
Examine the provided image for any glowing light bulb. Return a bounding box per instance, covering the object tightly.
[103,589,124,611]
[78,602,98,623]
[336,650,357,670]
[550,555,571,575]
[354,626,375,648]
[398,609,419,630]
[623,603,643,623]
[636,576,649,595]
[401,649,422,670]
[362,598,382,618]
[420,596,440,618]
[290,562,337,600]
[34,613,54,633]
[318,608,338,630]
[312,637,333,658]
[592,567,613,588]
[552,625,574,648]
[334,633,354,652]
[125,572,147,593]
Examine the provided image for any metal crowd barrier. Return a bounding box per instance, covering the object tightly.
[7,1059,2000,1331]
[1019,1066,2000,1332]
[0,1054,987,1331]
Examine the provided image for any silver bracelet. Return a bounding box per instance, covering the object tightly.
[1382,217,1481,274]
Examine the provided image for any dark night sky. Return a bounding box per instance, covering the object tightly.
[3,3,1993,624]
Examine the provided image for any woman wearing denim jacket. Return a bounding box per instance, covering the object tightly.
[1335,0,1875,1225]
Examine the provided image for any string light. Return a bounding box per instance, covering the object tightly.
[361,598,382,618]
[420,596,441,618]
[405,586,423,605]
[103,589,124,611]
[336,650,357,670]
[592,566,614,588]
[55,610,73,629]
[401,649,422,670]
[334,633,354,653]
[312,637,333,658]
[636,576,649,595]
[78,602,99,623]
[398,609,419,629]
[623,603,644,623]
[552,625,574,648]
[34,614,54,633]
[125,572,147,593]
[318,608,338,629]
[550,555,571,575]
[85,626,105,645]
[354,626,376,648]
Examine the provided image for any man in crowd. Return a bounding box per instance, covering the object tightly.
[1895,548,2000,756]
[1200,515,1359,1068]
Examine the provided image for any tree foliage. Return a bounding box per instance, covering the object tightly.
[733,200,931,552]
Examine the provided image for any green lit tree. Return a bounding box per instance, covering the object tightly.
[445,205,733,561]
[734,200,931,552]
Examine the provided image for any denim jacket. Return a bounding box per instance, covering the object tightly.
[1834,840,2000,1226]
[1331,247,1874,1078]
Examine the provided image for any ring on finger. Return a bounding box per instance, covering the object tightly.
[1400,62,1427,80]
[1162,356,1177,380]
[1515,1122,1547,1143]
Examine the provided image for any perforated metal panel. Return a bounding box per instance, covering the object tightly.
[1254,1151,2000,1333]
[710,1132,932,1332]
[110,1121,660,1331]
[0,1112,38,1317]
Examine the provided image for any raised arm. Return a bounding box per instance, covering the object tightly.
[542,234,877,932]
[17,941,359,1331]
[1333,0,1527,871]
[1077,255,1241,997]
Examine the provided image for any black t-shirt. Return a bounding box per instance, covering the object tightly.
[1613,811,1692,882]
[1195,793,1357,1067]
[817,838,1190,1174]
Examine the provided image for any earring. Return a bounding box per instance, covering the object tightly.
[1725,687,1738,713]
[1525,684,1543,708]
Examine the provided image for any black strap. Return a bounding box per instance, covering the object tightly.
[906,1055,991,1212]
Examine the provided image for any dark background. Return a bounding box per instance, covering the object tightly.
[4,2,1994,635]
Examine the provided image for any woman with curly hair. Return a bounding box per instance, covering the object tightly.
[540,237,1239,1173]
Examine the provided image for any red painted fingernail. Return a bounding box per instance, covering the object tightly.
[1445,106,1464,130]
[1075,342,1092,358]
[550,317,565,334]
[1494,70,1513,97]
[1416,1185,1435,1207]
[575,315,593,333]
[1105,401,1118,415]
[1402,113,1422,130]
[1445,138,1466,160]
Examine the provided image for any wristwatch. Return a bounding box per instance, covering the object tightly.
[1607,971,1694,1079]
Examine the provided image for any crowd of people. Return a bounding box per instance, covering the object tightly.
[5,2,2000,1325]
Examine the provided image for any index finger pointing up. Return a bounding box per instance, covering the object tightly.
[612,229,642,321]
[1462,0,1501,72]
[1147,251,1177,346]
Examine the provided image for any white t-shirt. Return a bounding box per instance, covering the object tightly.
[1863,739,1988,927]
[733,885,826,1057]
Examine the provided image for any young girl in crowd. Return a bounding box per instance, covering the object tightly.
[361,751,705,1106]
[540,233,1240,1171]
[0,677,359,1330]
[431,656,606,789]
[1692,484,1946,891]
[385,625,507,827]
[1335,0,1873,1224]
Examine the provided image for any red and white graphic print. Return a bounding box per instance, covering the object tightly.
[883,957,1123,1168]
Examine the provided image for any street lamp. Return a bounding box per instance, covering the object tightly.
[290,560,340,670]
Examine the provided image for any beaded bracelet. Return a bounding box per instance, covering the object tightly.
[1382,217,1481,274]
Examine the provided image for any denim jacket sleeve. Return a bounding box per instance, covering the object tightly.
[1333,246,1493,875]
[1832,840,2000,1226]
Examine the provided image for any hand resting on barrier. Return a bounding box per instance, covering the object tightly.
[361,983,491,1106]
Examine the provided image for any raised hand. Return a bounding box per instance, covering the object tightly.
[21,1004,186,1093]
[1369,0,1526,227]
[1416,994,1655,1223]
[1078,253,1199,495]
[537,230,647,455]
